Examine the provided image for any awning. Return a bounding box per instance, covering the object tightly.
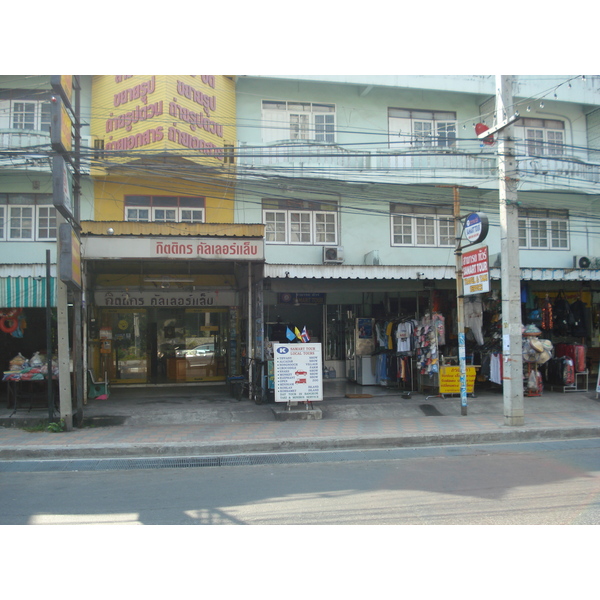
[264,264,600,282]
[264,264,457,280]
[0,276,56,308]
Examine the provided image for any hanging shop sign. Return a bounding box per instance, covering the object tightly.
[50,96,73,154]
[464,212,489,245]
[58,223,82,290]
[51,75,73,107]
[273,343,323,403]
[52,155,74,221]
[278,293,325,305]
[83,237,264,261]
[94,289,237,307]
[462,245,490,296]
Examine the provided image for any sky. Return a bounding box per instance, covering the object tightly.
[6,4,593,76]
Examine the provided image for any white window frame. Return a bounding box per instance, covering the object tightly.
[3,99,53,132]
[391,204,454,248]
[9,206,34,240]
[519,209,569,250]
[516,118,565,157]
[264,210,287,243]
[262,101,336,144]
[124,196,205,224]
[152,207,178,223]
[263,203,338,245]
[388,108,457,150]
[180,208,205,223]
[125,207,150,222]
[36,205,57,240]
[1,195,56,241]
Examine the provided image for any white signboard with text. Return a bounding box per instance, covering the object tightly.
[273,343,323,403]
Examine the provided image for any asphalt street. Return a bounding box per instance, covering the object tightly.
[2,438,599,525]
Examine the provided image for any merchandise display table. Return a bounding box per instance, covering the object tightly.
[5,378,59,415]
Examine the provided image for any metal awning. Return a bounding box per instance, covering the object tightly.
[0,269,57,308]
[264,264,600,282]
[264,264,457,280]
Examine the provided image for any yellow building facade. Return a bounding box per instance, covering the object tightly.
[83,76,264,387]
[90,75,237,223]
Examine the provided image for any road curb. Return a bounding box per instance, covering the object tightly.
[1,426,599,460]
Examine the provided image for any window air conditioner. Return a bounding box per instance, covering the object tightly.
[323,246,344,264]
[573,255,600,269]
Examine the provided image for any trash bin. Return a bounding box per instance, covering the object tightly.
[227,376,245,400]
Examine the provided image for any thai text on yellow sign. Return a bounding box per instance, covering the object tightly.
[439,366,477,394]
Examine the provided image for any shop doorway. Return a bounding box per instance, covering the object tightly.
[97,307,229,384]
[99,309,148,383]
[154,307,228,383]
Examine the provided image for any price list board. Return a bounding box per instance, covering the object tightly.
[273,343,323,403]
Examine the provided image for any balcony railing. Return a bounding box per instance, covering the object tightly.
[0,130,91,174]
[237,142,600,191]
[0,129,51,150]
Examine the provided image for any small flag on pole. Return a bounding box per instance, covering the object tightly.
[286,327,296,342]
[301,326,310,343]
[294,326,302,341]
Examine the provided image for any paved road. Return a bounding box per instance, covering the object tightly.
[1,438,599,525]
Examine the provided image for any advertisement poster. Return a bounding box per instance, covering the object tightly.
[273,343,323,403]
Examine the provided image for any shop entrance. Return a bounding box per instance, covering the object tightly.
[99,309,149,383]
[98,307,229,384]
[155,307,228,383]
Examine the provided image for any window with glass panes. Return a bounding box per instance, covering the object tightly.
[517,118,565,156]
[0,194,56,240]
[10,100,52,132]
[37,206,57,240]
[124,196,205,223]
[262,101,336,144]
[519,208,569,249]
[391,203,454,247]
[388,109,457,149]
[263,198,338,245]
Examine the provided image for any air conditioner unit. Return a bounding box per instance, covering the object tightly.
[573,255,600,269]
[364,250,380,266]
[323,246,344,264]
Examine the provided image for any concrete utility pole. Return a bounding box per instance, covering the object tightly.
[496,75,525,426]
[453,187,468,416]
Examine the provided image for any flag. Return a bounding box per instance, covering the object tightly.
[301,326,310,343]
[294,327,302,341]
[286,327,296,342]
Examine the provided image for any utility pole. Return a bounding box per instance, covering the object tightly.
[453,186,468,416]
[496,75,524,426]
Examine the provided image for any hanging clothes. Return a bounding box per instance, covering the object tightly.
[490,352,503,385]
[396,319,416,353]
[464,296,484,345]
[570,298,587,337]
[432,313,445,345]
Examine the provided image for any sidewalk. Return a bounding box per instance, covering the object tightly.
[1,380,599,460]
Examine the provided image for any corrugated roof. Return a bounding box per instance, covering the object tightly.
[80,221,264,238]
[264,265,456,280]
[264,264,600,281]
